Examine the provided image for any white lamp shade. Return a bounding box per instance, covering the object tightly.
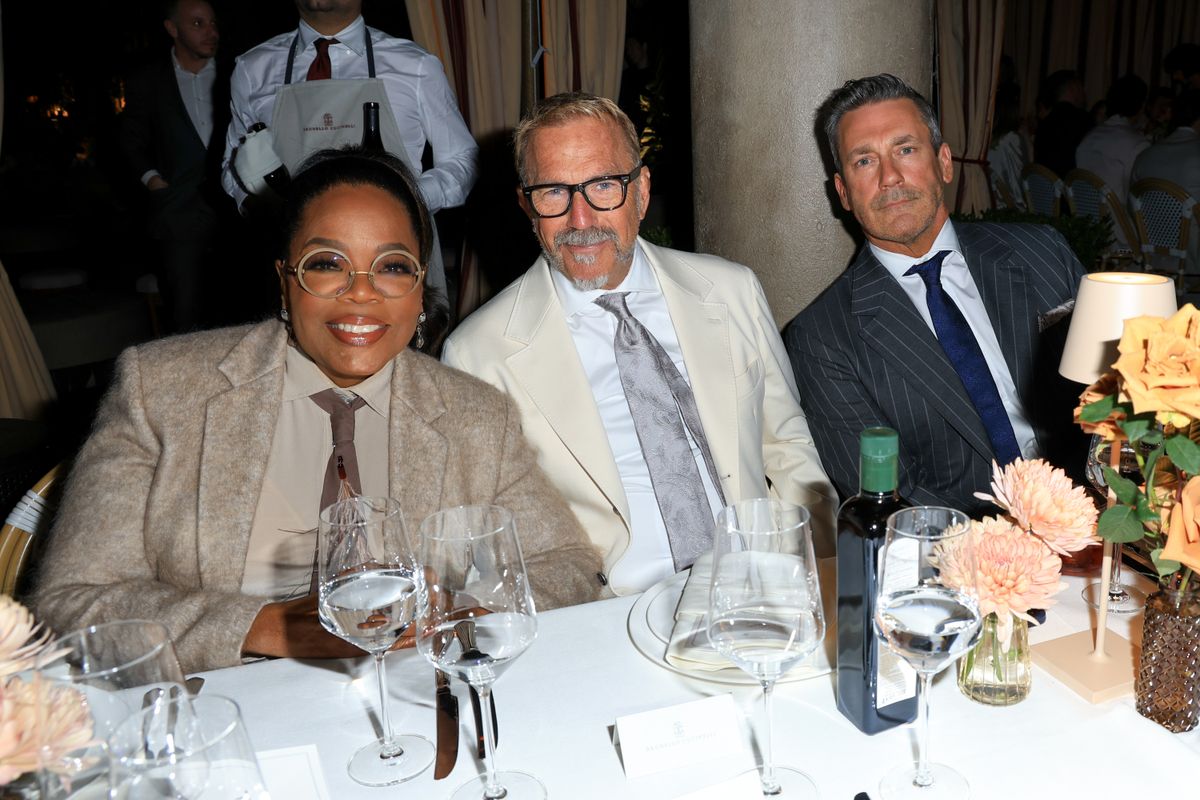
[1058,273,1178,385]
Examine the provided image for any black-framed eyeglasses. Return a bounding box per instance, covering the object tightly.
[521,164,643,218]
[282,248,425,299]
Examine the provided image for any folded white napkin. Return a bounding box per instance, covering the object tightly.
[664,554,835,679]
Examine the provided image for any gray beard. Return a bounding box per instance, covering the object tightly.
[541,227,636,291]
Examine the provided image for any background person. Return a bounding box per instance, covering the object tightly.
[33,149,602,673]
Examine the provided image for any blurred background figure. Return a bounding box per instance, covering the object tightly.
[1144,87,1174,141]
[1034,69,1092,178]
[988,81,1028,209]
[1075,73,1149,214]
[1132,88,1200,272]
[121,0,231,333]
[1165,43,1200,93]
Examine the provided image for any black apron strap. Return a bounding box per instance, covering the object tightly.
[285,31,300,85]
[364,27,376,78]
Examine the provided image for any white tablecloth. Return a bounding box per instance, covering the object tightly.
[199,571,1197,799]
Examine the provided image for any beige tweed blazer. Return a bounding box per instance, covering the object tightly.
[33,321,604,672]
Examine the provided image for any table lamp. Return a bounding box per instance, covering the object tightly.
[1033,272,1177,702]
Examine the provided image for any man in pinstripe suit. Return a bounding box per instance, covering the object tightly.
[785,74,1085,514]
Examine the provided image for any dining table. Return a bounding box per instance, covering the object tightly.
[198,566,1197,799]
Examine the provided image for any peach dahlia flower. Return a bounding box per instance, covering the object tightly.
[0,596,61,679]
[0,677,94,785]
[975,458,1100,556]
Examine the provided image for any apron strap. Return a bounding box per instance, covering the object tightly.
[284,27,373,83]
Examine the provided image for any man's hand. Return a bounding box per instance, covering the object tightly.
[147,176,169,192]
[241,594,415,660]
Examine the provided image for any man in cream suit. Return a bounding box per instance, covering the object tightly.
[444,93,836,594]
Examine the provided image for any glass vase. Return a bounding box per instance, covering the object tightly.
[1136,586,1200,733]
[957,612,1031,705]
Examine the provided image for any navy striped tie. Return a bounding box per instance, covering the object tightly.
[905,251,1022,465]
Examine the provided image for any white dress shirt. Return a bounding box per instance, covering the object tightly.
[222,15,477,212]
[988,130,1028,209]
[1075,115,1151,241]
[242,347,391,599]
[1132,126,1200,272]
[140,50,216,186]
[871,220,1039,459]
[551,246,724,593]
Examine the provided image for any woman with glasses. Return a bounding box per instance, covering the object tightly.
[33,148,604,673]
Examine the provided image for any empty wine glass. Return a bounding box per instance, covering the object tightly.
[875,507,981,800]
[706,498,825,798]
[33,620,186,800]
[417,505,541,800]
[108,693,269,799]
[317,496,433,786]
[1082,434,1148,613]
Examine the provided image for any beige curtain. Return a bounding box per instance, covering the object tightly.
[0,5,58,420]
[938,0,1007,214]
[540,1,625,100]
[1005,0,1200,119]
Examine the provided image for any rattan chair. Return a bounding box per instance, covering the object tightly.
[0,463,60,597]
[992,175,1020,210]
[1129,178,1199,296]
[1063,168,1142,270]
[1021,163,1064,217]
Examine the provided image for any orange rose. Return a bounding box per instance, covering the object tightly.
[1163,476,1200,573]
[1113,304,1200,428]
[1074,372,1124,441]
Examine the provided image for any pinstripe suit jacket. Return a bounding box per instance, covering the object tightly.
[784,222,1085,515]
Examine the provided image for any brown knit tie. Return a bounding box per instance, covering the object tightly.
[306,37,339,81]
[310,388,366,515]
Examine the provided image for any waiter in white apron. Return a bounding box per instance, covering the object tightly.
[233,28,447,295]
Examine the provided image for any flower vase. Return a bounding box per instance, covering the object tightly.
[1136,586,1200,732]
[957,612,1031,705]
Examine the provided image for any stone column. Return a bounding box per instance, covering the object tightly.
[689,0,934,325]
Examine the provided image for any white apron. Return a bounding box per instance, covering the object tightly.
[269,31,446,294]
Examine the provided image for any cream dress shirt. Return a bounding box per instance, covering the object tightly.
[241,346,392,599]
[551,246,724,594]
[870,220,1039,459]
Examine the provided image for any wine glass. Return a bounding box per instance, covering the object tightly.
[108,693,269,799]
[417,505,541,800]
[706,498,825,798]
[33,620,186,800]
[1082,434,1148,613]
[874,507,981,800]
[317,496,433,786]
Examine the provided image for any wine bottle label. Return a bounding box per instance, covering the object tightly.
[875,539,919,707]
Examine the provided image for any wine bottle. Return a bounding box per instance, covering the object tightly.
[835,426,918,734]
[361,102,384,152]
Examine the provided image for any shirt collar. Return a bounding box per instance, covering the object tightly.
[298,15,366,57]
[550,242,658,317]
[1166,126,1199,143]
[170,48,215,76]
[283,344,392,418]
[870,218,962,280]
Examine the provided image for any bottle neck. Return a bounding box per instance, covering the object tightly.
[860,455,899,495]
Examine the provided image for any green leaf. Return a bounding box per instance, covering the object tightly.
[1141,429,1164,448]
[1151,548,1182,577]
[1103,467,1138,505]
[1119,416,1153,442]
[1166,434,1200,475]
[1097,506,1146,543]
[1079,395,1116,423]
[1135,498,1160,525]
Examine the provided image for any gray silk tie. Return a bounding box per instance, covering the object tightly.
[594,292,726,571]
[309,388,367,514]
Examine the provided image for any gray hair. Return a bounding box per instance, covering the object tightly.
[512,92,640,184]
[820,74,943,173]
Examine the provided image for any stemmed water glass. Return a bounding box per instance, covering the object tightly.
[32,619,187,799]
[316,496,433,786]
[1082,434,1148,613]
[417,505,541,800]
[874,507,981,800]
[706,498,825,798]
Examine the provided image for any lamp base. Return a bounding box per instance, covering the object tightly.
[1031,629,1138,703]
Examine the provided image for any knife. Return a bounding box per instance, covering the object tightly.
[454,619,500,758]
[433,668,459,779]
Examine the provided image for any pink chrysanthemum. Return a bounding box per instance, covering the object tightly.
[935,516,1067,650]
[975,458,1100,556]
[0,597,62,679]
[0,677,94,785]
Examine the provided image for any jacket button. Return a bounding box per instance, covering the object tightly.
[596,572,608,586]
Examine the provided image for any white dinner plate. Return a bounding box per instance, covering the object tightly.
[626,567,836,685]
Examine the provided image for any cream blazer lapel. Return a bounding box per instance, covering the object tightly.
[645,242,739,500]
[504,261,631,525]
[197,323,288,591]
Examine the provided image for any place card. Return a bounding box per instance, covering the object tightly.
[672,770,763,800]
[614,694,753,779]
[257,744,330,800]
